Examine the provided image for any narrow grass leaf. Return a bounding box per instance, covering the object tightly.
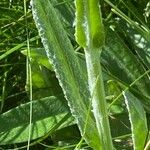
[0,36,39,61]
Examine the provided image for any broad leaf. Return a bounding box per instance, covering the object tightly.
[0,95,72,144]
[31,0,101,149]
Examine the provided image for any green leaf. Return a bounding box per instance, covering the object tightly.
[0,113,72,145]
[119,23,150,69]
[0,95,72,144]
[0,95,69,133]
[31,0,101,149]
[22,48,63,99]
[123,91,148,150]
[75,0,105,48]
[0,36,39,61]
[75,0,86,47]
[102,29,150,109]
[75,1,113,149]
[21,48,53,70]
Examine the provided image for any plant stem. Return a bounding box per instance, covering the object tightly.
[84,46,113,150]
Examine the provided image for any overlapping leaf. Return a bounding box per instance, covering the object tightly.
[0,95,72,144]
[101,29,150,111]
[31,0,101,149]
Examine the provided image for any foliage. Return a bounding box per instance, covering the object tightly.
[0,0,149,149]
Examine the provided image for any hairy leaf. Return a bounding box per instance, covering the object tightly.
[31,0,101,149]
[0,96,72,144]
[75,0,105,48]
[123,91,148,150]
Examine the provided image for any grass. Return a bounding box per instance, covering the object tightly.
[0,0,150,149]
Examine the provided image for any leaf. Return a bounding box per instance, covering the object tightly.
[22,48,63,99]
[104,0,150,69]
[75,1,113,149]
[0,113,72,145]
[120,0,147,27]
[0,95,72,144]
[110,113,130,138]
[0,95,68,133]
[123,91,148,150]
[31,0,101,149]
[120,23,150,69]
[75,0,105,48]
[0,36,39,61]
[21,48,53,70]
[101,29,150,110]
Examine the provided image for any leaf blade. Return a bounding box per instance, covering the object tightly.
[0,96,72,144]
[31,0,101,149]
[123,91,148,150]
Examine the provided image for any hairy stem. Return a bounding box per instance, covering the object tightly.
[85,47,113,150]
